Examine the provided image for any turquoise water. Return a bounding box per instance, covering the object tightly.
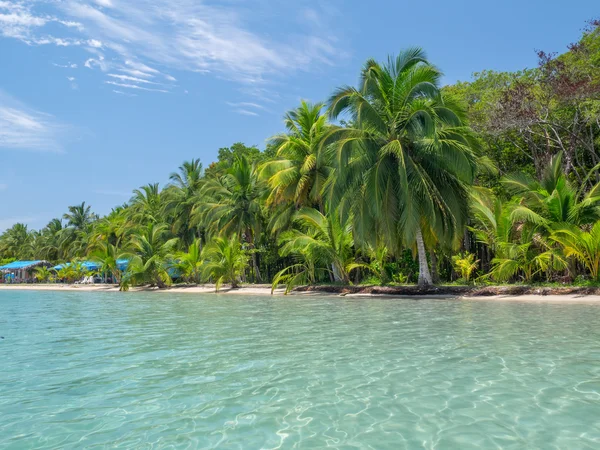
[1,292,600,449]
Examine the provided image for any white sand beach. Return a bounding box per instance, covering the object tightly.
[2,283,600,303]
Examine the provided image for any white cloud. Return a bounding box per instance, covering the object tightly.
[0,90,67,153]
[0,0,343,91]
[112,90,137,97]
[0,183,7,191]
[107,73,160,85]
[53,62,78,68]
[105,81,168,93]
[67,76,75,81]
[227,101,266,110]
[234,109,258,117]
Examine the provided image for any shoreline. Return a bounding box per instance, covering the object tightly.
[1,283,600,303]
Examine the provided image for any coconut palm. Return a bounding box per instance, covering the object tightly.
[550,221,600,281]
[262,101,332,212]
[277,207,364,284]
[327,48,478,286]
[90,241,125,283]
[35,219,64,261]
[165,159,204,248]
[129,183,165,224]
[504,153,600,229]
[123,223,178,288]
[63,202,95,230]
[202,235,248,291]
[34,266,52,283]
[0,223,33,259]
[170,238,204,284]
[196,155,265,281]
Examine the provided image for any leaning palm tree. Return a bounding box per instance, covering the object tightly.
[262,101,332,213]
[326,48,478,286]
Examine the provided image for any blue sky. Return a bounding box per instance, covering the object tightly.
[0,0,597,231]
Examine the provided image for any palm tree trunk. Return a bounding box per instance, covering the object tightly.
[331,263,343,282]
[416,228,433,286]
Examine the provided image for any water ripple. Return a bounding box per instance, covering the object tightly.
[1,292,600,448]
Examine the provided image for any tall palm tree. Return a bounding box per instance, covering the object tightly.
[129,183,165,224]
[327,48,478,285]
[262,101,332,212]
[59,202,96,259]
[36,218,64,261]
[165,159,204,248]
[196,155,265,281]
[0,223,33,259]
[63,202,95,230]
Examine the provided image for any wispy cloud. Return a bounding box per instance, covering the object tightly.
[0,183,7,191]
[112,90,137,97]
[227,101,269,116]
[105,81,169,93]
[234,109,259,117]
[53,61,78,68]
[0,90,67,152]
[0,0,344,95]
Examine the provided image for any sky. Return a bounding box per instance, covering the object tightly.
[0,0,597,232]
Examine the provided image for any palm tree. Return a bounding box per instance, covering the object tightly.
[34,266,52,283]
[170,238,204,284]
[90,241,125,283]
[202,235,248,291]
[504,153,600,229]
[36,219,64,261]
[123,223,178,288]
[165,159,204,248]
[277,207,364,284]
[63,202,95,230]
[196,155,265,281]
[452,252,479,283]
[326,48,478,286]
[262,101,332,212]
[550,222,600,281]
[129,183,165,224]
[59,202,96,259]
[0,223,33,259]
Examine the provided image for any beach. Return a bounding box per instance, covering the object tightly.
[2,283,600,303]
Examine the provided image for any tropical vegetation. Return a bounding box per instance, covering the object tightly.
[1,21,600,291]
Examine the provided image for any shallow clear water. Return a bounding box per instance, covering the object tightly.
[1,292,600,449]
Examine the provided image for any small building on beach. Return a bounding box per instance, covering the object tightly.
[0,260,53,282]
